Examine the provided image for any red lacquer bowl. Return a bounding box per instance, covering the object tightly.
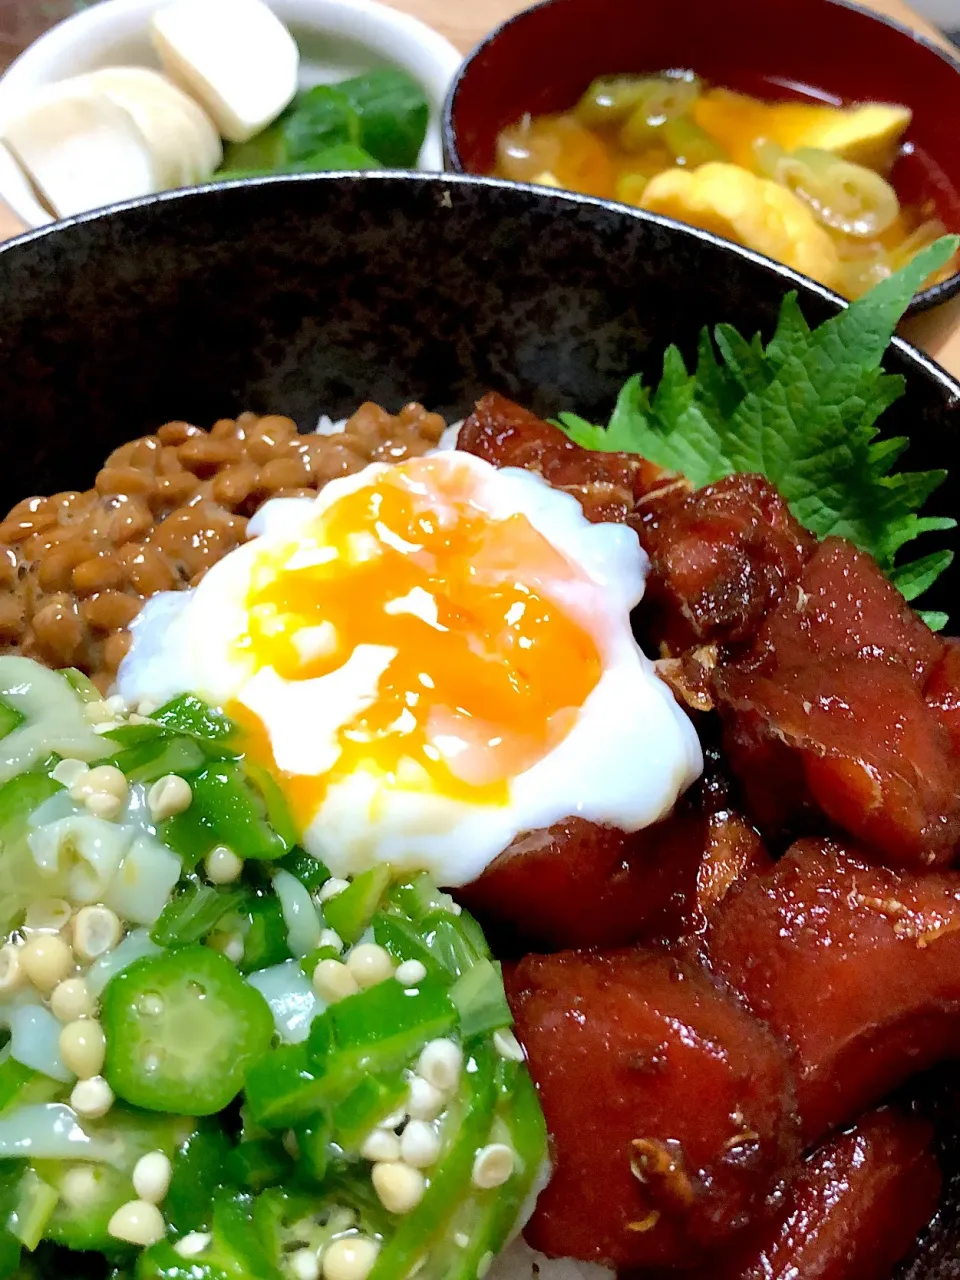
[443,0,960,315]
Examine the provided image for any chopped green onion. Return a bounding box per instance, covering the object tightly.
[323,865,391,944]
[108,733,207,784]
[60,668,101,703]
[323,976,458,1077]
[373,912,438,973]
[236,893,291,973]
[102,722,167,750]
[0,771,62,848]
[0,697,25,740]
[0,1056,61,1116]
[292,1115,330,1185]
[167,1124,234,1235]
[331,1073,407,1151]
[150,879,245,948]
[387,874,459,924]
[450,959,513,1038]
[153,694,238,743]
[190,763,294,862]
[7,1169,58,1250]
[277,847,331,894]
[226,1138,291,1193]
[244,1043,328,1129]
[423,912,485,978]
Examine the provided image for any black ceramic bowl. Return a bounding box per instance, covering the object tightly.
[0,172,956,610]
[1,172,960,1273]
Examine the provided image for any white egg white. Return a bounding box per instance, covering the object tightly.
[118,452,703,886]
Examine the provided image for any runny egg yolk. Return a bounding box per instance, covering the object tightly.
[229,457,603,827]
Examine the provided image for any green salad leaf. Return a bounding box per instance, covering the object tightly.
[218,68,429,181]
[556,237,959,624]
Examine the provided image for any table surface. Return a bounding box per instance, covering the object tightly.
[1,0,958,378]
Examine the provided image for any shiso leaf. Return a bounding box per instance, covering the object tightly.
[554,237,959,621]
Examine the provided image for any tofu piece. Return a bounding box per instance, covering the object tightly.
[1,87,158,218]
[151,0,299,144]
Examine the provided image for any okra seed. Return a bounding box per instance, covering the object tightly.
[132,1151,173,1204]
[0,943,23,994]
[290,1248,321,1280]
[72,764,128,803]
[371,1161,425,1215]
[395,960,426,987]
[174,1233,212,1258]
[138,992,165,1017]
[85,791,125,822]
[493,1029,525,1063]
[454,1232,469,1249]
[136,699,159,718]
[60,1165,101,1208]
[72,905,122,962]
[360,1128,401,1163]
[60,1018,106,1079]
[312,959,360,1003]
[319,928,344,952]
[406,1075,444,1121]
[205,845,244,885]
[51,758,90,788]
[70,1075,114,1119]
[471,1143,516,1190]
[319,878,349,902]
[24,896,73,934]
[107,1199,166,1247]
[478,1251,494,1279]
[104,694,127,717]
[378,1109,406,1131]
[399,1119,441,1168]
[322,1236,380,1280]
[20,933,73,992]
[84,700,115,726]
[148,774,193,822]
[51,977,95,1022]
[417,1039,462,1093]
[346,943,394,989]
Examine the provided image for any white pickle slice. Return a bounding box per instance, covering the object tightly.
[1,87,157,219]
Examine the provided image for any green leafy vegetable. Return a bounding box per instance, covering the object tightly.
[217,68,428,182]
[280,84,363,161]
[338,68,430,168]
[556,237,958,622]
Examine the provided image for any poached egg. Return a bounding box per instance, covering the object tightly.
[118,451,702,884]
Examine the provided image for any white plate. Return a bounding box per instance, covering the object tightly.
[0,0,462,229]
